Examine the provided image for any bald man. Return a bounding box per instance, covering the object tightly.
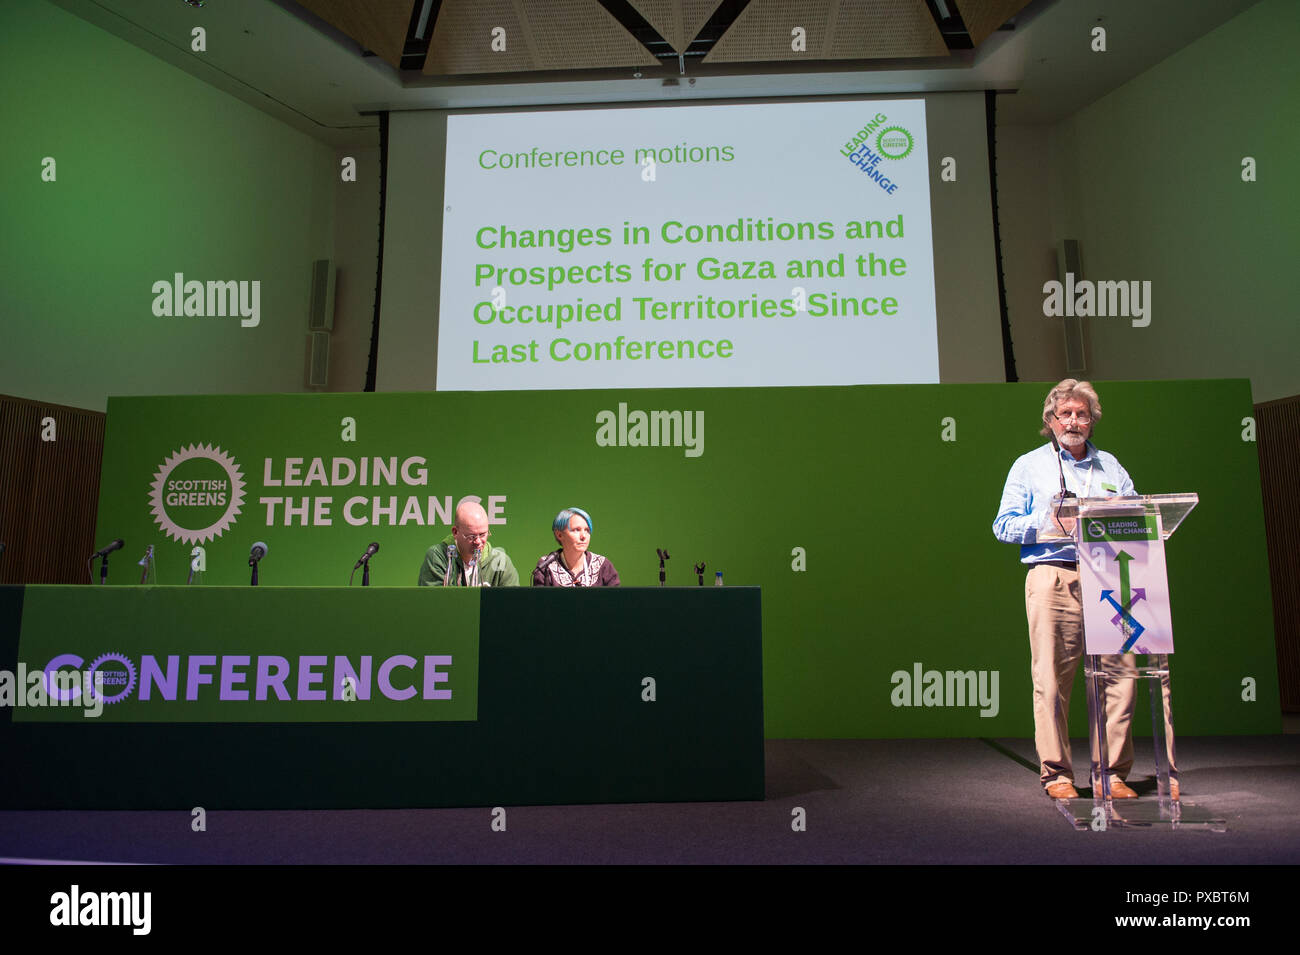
[417,500,519,587]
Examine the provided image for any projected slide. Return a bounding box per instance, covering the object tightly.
[438,100,937,391]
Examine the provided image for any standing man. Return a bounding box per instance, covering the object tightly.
[418,499,519,587]
[994,379,1161,801]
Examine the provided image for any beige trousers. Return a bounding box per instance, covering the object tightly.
[1025,564,1136,787]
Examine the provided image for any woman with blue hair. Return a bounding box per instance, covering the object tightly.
[531,506,621,587]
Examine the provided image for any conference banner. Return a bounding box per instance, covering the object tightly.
[11,587,479,723]
[436,99,938,390]
[0,585,762,808]
[86,381,1276,737]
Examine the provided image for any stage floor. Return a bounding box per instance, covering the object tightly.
[2,734,1297,865]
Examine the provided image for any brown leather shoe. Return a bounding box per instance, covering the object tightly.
[1046,781,1079,799]
[1107,778,1138,799]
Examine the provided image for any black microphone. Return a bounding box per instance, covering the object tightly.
[91,538,124,585]
[1049,434,1075,499]
[353,542,380,569]
[91,538,124,559]
[248,541,268,587]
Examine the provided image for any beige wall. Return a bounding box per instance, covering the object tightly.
[0,0,337,412]
[998,0,1299,401]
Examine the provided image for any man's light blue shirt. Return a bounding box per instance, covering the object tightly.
[992,441,1136,564]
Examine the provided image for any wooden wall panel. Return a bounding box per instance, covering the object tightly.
[0,395,105,585]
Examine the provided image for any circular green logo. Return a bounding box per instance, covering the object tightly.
[876,126,914,160]
[149,444,246,544]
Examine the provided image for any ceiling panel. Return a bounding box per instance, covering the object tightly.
[953,0,1033,49]
[629,0,721,53]
[425,0,659,75]
[704,0,950,64]
[295,0,414,69]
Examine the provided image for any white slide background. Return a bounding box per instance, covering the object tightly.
[437,99,937,391]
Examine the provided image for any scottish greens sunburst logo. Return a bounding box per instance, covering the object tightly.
[875,126,914,160]
[148,443,246,544]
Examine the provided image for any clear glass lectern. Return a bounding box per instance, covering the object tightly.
[1041,493,1225,830]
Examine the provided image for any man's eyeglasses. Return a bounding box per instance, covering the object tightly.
[460,530,490,542]
[1053,411,1092,424]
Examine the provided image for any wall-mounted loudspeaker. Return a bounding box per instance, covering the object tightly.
[308,331,330,388]
[1057,239,1086,374]
[307,259,334,388]
[308,259,336,332]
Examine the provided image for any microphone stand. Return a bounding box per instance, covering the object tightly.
[656,548,670,586]
[1050,433,1077,536]
[694,562,706,586]
[351,543,381,586]
[88,540,123,584]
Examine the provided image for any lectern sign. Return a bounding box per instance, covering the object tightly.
[1078,512,1175,654]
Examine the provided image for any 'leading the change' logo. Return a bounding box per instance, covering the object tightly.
[148,443,246,544]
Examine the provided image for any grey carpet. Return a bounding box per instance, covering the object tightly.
[1,735,1296,864]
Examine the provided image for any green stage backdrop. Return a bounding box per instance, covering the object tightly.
[92,380,1278,737]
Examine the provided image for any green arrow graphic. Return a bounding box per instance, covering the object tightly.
[1116,550,1133,638]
